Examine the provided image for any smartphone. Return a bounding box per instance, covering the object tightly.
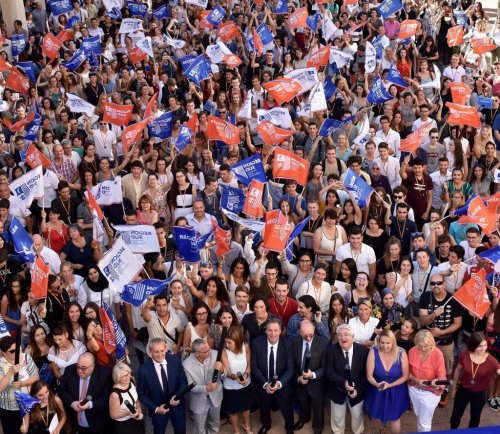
[12,93,20,101]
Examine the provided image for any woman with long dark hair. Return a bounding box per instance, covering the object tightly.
[63,302,86,344]
[0,275,27,336]
[182,302,214,354]
[328,293,349,342]
[209,305,239,349]
[47,324,86,380]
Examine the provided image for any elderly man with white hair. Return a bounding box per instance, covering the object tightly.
[31,233,61,274]
[325,324,370,434]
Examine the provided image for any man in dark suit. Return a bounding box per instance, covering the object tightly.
[138,337,188,434]
[251,317,294,434]
[326,323,369,434]
[58,352,112,434]
[291,320,328,434]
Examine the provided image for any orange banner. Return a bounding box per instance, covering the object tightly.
[25,143,52,169]
[256,120,294,145]
[99,308,117,355]
[224,53,242,68]
[207,116,240,145]
[306,44,331,69]
[447,26,464,47]
[446,102,481,128]
[262,77,302,105]
[31,257,49,300]
[471,38,497,55]
[453,269,490,319]
[399,121,434,152]
[458,195,498,235]
[242,180,265,218]
[42,34,63,62]
[263,210,293,252]
[122,117,150,153]
[185,111,199,132]
[144,92,158,119]
[288,7,309,29]
[215,226,231,257]
[449,82,472,105]
[57,29,74,43]
[128,47,148,64]
[102,101,133,126]
[273,147,309,186]
[5,67,30,95]
[253,29,264,56]
[398,20,419,39]
[484,192,500,213]
[4,112,35,133]
[0,56,10,72]
[86,188,104,220]
[217,21,241,42]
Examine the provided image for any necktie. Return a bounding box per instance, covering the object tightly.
[345,351,350,370]
[78,377,88,426]
[302,342,310,371]
[160,363,169,401]
[268,345,275,382]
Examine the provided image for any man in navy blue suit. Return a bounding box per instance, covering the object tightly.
[138,338,188,434]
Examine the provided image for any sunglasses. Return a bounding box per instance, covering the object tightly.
[430,281,444,286]
[394,195,404,199]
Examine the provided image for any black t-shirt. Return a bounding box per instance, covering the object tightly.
[0,258,22,298]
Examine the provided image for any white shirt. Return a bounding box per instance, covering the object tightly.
[231,303,251,323]
[459,241,478,264]
[186,213,216,237]
[348,316,379,343]
[39,246,61,274]
[342,345,353,368]
[430,170,452,209]
[92,128,117,160]
[443,65,466,83]
[375,156,401,190]
[296,280,331,314]
[437,261,467,294]
[375,129,401,158]
[335,243,376,275]
[153,359,169,391]
[267,341,278,382]
[36,169,59,208]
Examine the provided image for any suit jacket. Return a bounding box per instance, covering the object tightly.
[121,172,148,208]
[291,335,328,397]
[251,336,293,396]
[58,364,112,434]
[138,354,188,415]
[182,349,223,411]
[325,342,369,406]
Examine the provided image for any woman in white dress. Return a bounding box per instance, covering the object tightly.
[47,324,86,380]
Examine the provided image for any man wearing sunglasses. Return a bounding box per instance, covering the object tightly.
[419,274,463,407]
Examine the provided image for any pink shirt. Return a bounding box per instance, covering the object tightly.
[408,347,447,395]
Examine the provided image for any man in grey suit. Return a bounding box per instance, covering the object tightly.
[182,339,225,434]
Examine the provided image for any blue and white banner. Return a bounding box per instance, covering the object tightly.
[25,114,42,142]
[9,217,35,263]
[66,93,96,117]
[455,11,467,28]
[15,391,40,418]
[256,107,293,129]
[454,194,478,216]
[479,246,500,264]
[343,169,374,207]
[103,0,124,12]
[9,165,44,207]
[184,54,211,86]
[276,0,288,14]
[148,111,173,139]
[324,78,337,100]
[256,23,274,45]
[206,5,226,28]
[179,55,196,70]
[17,62,36,83]
[127,1,148,16]
[377,0,403,19]
[113,225,160,254]
[319,116,355,137]
[173,226,201,263]
[0,315,10,338]
[285,216,310,260]
[103,303,127,361]
[306,13,321,32]
[66,16,80,29]
[221,185,246,214]
[367,78,392,104]
[222,209,265,232]
[122,278,172,307]
[284,67,318,95]
[152,4,170,20]
[196,230,214,250]
[371,36,385,59]
[62,48,87,71]
[90,176,123,206]
[11,34,26,57]
[82,36,101,56]
[119,18,143,34]
[48,0,73,15]
[387,63,407,87]
[478,96,493,109]
[136,37,153,57]
[172,126,192,152]
[231,154,267,186]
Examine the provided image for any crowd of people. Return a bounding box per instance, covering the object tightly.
[1,0,500,433]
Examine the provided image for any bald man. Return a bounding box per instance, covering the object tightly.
[31,234,61,274]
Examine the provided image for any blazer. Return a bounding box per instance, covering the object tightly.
[291,335,328,397]
[325,342,369,406]
[58,364,112,434]
[251,336,294,396]
[182,349,224,411]
[138,354,188,415]
[121,172,148,208]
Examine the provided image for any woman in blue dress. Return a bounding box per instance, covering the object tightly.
[364,330,410,434]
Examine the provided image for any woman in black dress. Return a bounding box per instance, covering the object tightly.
[60,225,101,277]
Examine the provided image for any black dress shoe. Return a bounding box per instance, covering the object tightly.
[293,420,305,430]
[258,427,270,434]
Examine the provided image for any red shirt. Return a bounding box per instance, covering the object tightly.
[269,297,298,327]
[458,351,500,392]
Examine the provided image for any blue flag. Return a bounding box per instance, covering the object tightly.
[285,216,311,260]
[387,63,407,87]
[11,34,26,57]
[371,36,385,59]
[179,55,196,71]
[0,314,8,336]
[343,169,374,207]
[9,217,35,263]
[256,23,274,45]
[153,4,170,20]
[367,78,392,104]
[38,363,55,385]
[173,226,201,263]
[324,78,337,100]
[172,126,192,152]
[319,116,355,137]
[231,154,267,187]
[25,114,42,142]
[306,13,321,32]
[17,62,36,82]
[377,0,403,19]
[103,303,127,361]
[454,194,478,216]
[276,0,288,14]
[196,230,214,250]
[478,96,493,109]
[455,11,467,28]
[127,1,148,16]
[148,111,173,139]
[66,16,80,29]
[106,7,122,19]
[82,36,101,56]
[206,5,226,28]
[48,0,73,15]
[221,185,246,214]
[15,391,40,417]
[122,278,172,307]
[62,48,87,71]
[479,246,500,264]
[184,54,211,86]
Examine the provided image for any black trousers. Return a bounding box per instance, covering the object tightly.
[296,383,324,431]
[0,408,22,434]
[257,389,294,433]
[450,385,487,429]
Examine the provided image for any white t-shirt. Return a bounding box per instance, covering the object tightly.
[348,316,379,343]
[437,261,468,294]
[296,280,331,314]
[335,243,376,275]
[92,128,117,160]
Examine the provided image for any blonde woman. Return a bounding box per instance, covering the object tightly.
[472,125,493,163]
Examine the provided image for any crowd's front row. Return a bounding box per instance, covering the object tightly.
[1,314,499,434]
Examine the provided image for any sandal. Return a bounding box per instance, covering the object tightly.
[243,427,253,434]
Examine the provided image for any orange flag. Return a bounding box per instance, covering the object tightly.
[242,180,265,218]
[199,11,213,29]
[224,53,242,68]
[399,121,434,152]
[446,102,481,128]
[263,210,293,252]
[121,117,150,153]
[30,257,49,299]
[453,269,490,318]
[86,188,104,220]
[288,7,309,29]
[5,67,30,95]
[217,21,241,42]
[449,82,472,105]
[215,226,231,257]
[102,101,133,126]
[185,111,199,132]
[128,47,148,64]
[42,34,63,62]
[398,20,419,39]
[256,120,294,145]
[25,143,52,169]
[458,195,498,235]
[4,112,35,132]
[144,92,158,119]
[306,44,331,68]
[471,38,497,55]
[262,77,302,105]
[253,29,264,56]
[207,116,240,145]
[484,192,500,213]
[273,147,309,186]
[447,26,464,47]
[99,307,117,355]
[0,56,10,72]
[57,28,74,43]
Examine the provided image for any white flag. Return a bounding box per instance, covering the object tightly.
[256,107,293,129]
[9,165,44,208]
[330,48,352,69]
[222,209,265,232]
[185,0,208,7]
[297,82,327,117]
[353,114,371,154]
[90,177,123,206]
[119,18,143,34]
[166,35,186,49]
[92,210,105,244]
[98,238,143,292]
[66,93,96,117]
[284,67,318,95]
[323,19,339,42]
[237,93,252,119]
[0,101,10,112]
[135,37,153,57]
[365,42,377,73]
[112,225,161,254]
[103,0,123,12]
[206,43,228,64]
